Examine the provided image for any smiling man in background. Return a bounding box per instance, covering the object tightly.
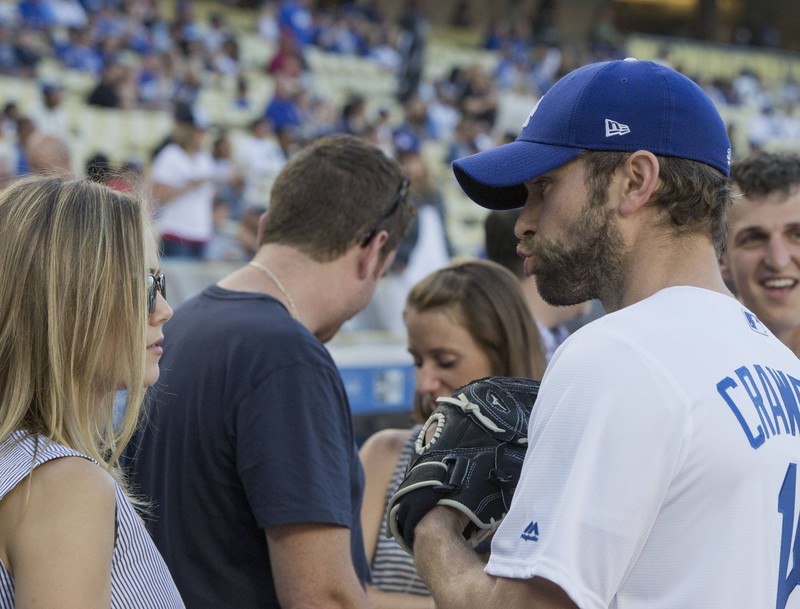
[721,151,800,355]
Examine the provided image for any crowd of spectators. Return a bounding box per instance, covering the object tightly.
[0,0,797,270]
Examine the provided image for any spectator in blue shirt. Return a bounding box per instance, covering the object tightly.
[264,76,302,132]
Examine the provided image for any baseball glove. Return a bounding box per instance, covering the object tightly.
[385,376,539,555]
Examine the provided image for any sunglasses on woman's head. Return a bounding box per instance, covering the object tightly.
[147,273,166,315]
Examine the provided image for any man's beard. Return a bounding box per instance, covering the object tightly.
[529,199,626,308]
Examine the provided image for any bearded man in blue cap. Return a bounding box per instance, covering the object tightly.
[397,59,800,609]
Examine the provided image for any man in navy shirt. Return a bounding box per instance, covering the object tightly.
[124,135,414,609]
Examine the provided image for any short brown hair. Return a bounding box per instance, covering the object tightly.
[261,135,414,262]
[731,151,800,199]
[581,151,733,255]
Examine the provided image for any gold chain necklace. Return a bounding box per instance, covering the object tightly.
[248,261,300,321]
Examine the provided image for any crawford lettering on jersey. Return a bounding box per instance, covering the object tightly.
[717,364,800,449]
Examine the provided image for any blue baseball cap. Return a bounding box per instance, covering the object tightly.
[452,58,732,210]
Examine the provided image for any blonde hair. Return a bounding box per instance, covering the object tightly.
[0,175,150,488]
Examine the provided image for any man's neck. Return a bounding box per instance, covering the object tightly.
[612,233,733,313]
[218,244,354,343]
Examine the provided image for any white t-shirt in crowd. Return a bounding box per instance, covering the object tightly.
[401,205,450,290]
[152,143,216,242]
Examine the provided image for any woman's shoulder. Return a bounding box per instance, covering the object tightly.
[360,427,413,462]
[0,454,115,567]
[0,454,120,606]
[0,433,113,521]
[17,455,115,519]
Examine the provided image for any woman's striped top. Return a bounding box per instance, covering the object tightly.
[370,424,431,596]
[0,431,184,608]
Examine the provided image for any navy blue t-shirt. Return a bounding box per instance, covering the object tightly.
[124,285,369,608]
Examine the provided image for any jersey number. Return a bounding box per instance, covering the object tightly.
[778,463,800,609]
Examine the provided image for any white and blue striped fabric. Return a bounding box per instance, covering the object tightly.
[370,424,431,597]
[0,431,184,608]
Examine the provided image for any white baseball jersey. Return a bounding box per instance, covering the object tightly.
[488,287,800,609]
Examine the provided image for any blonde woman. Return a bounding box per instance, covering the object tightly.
[0,175,182,607]
[359,259,547,609]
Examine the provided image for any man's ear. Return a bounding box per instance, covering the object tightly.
[255,211,269,246]
[358,229,390,280]
[618,150,660,217]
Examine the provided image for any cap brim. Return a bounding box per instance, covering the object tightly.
[452,142,583,210]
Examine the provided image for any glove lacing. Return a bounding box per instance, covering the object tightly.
[436,393,504,433]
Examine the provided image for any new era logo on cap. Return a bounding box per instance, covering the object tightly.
[605,118,630,137]
[522,98,542,130]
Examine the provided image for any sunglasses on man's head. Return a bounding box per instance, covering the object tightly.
[147,273,166,315]
[361,176,410,247]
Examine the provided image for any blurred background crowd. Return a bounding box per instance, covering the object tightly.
[0,0,797,249]
[2,0,799,418]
